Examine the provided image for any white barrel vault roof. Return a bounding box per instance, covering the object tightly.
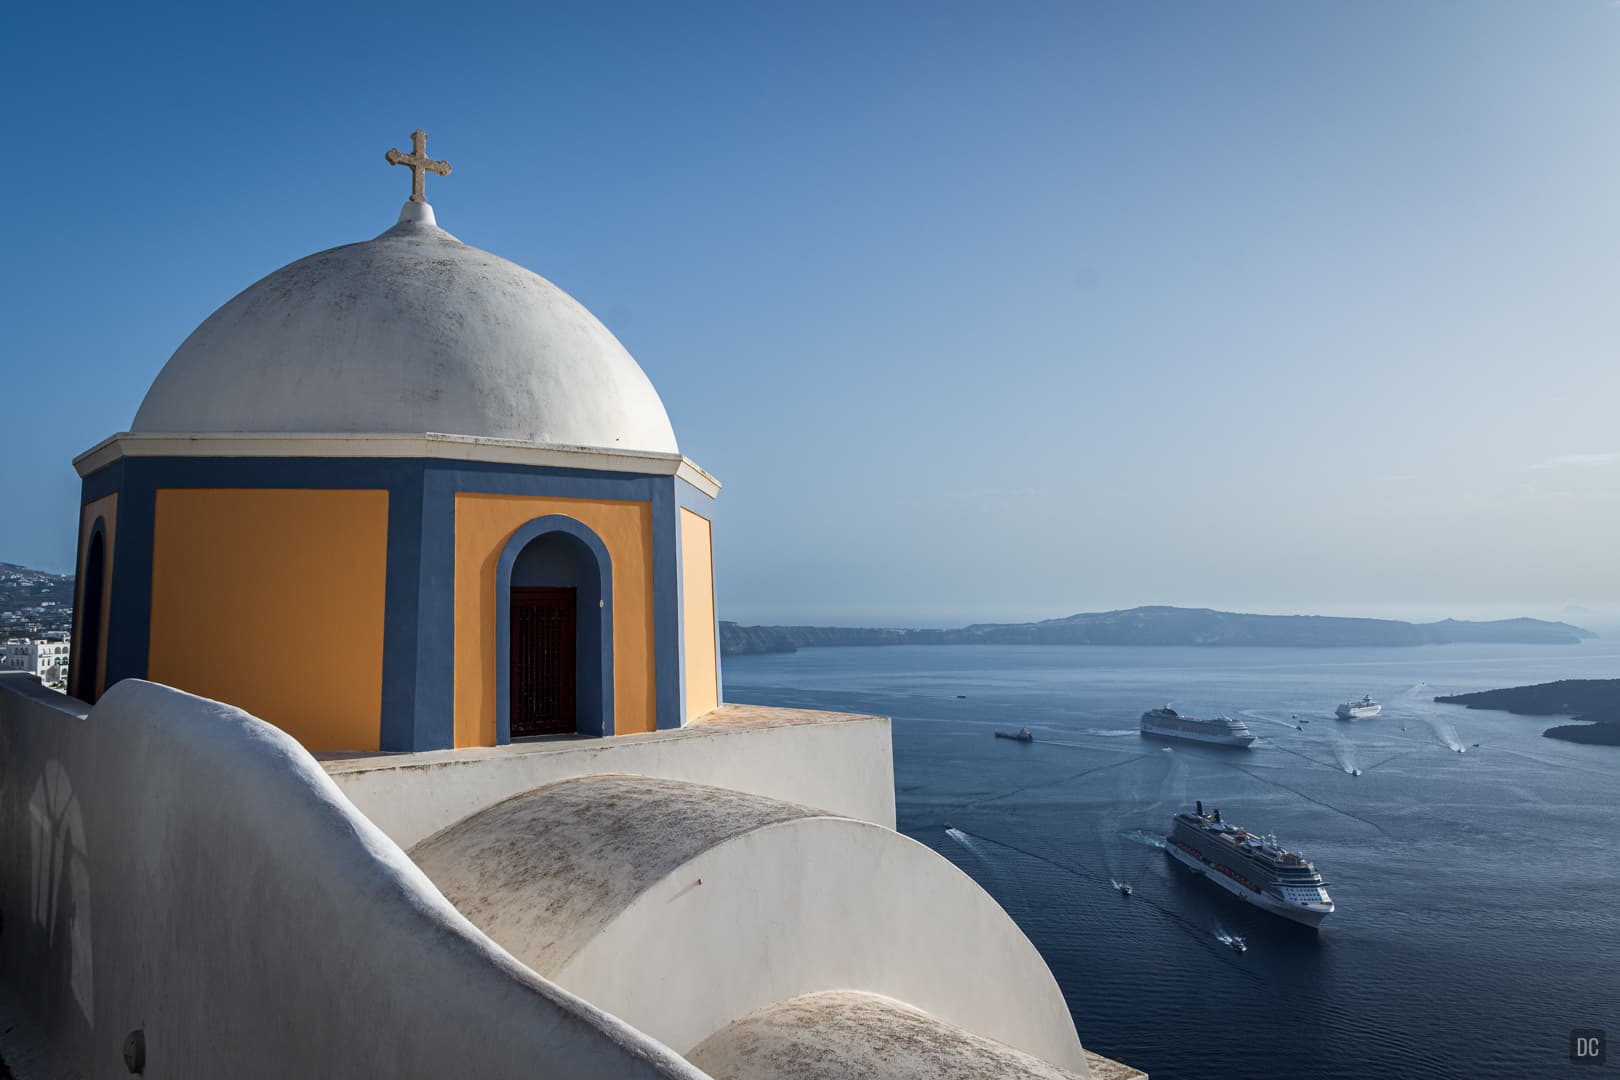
[409,774,1088,1072]
[132,205,679,456]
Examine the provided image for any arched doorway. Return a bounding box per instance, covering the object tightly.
[499,521,613,739]
[75,527,106,703]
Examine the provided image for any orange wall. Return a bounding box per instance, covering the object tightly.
[70,493,118,699]
[680,508,718,721]
[147,488,389,751]
[454,494,656,746]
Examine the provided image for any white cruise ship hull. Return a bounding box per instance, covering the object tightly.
[1165,842,1333,928]
[1140,723,1255,747]
[1336,704,1381,719]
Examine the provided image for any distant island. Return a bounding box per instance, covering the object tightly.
[720,605,1594,656]
[1434,679,1620,746]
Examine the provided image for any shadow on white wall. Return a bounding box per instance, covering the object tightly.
[28,759,93,1028]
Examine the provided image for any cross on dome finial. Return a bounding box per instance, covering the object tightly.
[385,129,451,204]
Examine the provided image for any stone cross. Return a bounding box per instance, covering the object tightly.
[385,129,452,204]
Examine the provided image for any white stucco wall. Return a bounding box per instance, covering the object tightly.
[326,708,896,850]
[0,675,705,1080]
[412,774,1088,1073]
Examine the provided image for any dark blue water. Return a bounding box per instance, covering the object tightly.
[724,641,1620,1080]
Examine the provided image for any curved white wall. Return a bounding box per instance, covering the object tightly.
[561,816,1087,1071]
[0,675,704,1080]
[412,774,1086,1073]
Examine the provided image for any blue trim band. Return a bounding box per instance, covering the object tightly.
[71,455,714,750]
[650,481,682,729]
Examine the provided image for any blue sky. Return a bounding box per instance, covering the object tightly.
[4,1,1617,624]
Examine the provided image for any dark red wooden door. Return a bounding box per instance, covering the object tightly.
[510,587,576,737]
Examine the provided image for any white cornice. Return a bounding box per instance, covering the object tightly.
[73,432,722,498]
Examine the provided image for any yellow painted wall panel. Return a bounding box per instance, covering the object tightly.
[147,489,389,752]
[680,508,718,721]
[454,494,657,746]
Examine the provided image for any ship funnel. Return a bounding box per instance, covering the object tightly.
[1196,799,1204,816]
[1214,808,1222,823]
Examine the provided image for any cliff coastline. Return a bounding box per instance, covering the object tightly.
[720,606,1593,657]
[1434,679,1620,746]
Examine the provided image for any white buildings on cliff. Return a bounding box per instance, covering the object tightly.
[0,638,70,685]
[0,133,1141,1080]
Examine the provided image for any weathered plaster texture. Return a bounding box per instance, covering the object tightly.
[411,775,824,972]
[132,215,678,455]
[687,991,1090,1080]
[0,675,703,1080]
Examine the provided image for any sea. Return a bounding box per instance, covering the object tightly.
[722,640,1620,1080]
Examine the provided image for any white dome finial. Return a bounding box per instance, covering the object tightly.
[397,201,437,227]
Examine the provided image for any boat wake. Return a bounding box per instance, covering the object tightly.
[1426,717,1466,753]
[1331,736,1362,775]
[1120,828,1168,850]
[1230,764,1389,835]
[944,825,1031,913]
[1239,710,1301,731]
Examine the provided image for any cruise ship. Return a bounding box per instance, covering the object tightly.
[1164,801,1335,928]
[1139,706,1256,747]
[1336,695,1381,719]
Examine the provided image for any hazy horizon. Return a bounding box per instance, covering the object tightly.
[716,601,1620,632]
[5,2,1618,618]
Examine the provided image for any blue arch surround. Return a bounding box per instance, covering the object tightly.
[73,516,109,703]
[495,515,615,741]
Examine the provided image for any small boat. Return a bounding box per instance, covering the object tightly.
[1296,724,1304,731]
[1228,935,1247,953]
[956,694,967,699]
[1115,881,1133,896]
[1472,743,1481,748]
[1352,769,1362,777]
[994,727,1034,742]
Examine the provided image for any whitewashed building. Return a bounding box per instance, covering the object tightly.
[0,637,70,684]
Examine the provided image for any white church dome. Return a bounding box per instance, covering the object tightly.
[132,206,679,455]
